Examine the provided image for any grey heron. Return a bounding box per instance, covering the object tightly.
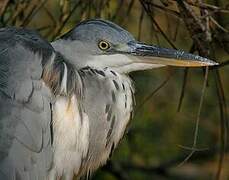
[0,19,217,180]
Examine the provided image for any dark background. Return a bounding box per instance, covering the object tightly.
[0,0,228,179]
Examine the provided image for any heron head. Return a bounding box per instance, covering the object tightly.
[52,19,218,73]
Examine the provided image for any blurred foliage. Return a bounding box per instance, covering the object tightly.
[0,0,228,179]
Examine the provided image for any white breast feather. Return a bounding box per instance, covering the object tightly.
[50,95,89,179]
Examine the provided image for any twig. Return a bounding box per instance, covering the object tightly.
[140,0,177,49]
[210,16,229,33]
[0,0,10,17]
[170,0,229,13]
[136,69,173,114]
[22,0,47,27]
[111,0,124,21]
[52,0,82,40]
[177,43,196,112]
[147,1,181,18]
[137,6,144,41]
[178,67,209,166]
[126,0,135,17]
[177,68,189,112]
[214,69,228,180]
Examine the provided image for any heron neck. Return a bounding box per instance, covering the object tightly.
[51,39,92,69]
[42,52,83,97]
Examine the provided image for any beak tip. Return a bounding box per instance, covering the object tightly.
[207,60,219,66]
[198,56,218,66]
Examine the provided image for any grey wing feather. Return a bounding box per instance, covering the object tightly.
[0,27,54,180]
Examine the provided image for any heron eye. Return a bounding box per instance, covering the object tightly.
[98,40,110,50]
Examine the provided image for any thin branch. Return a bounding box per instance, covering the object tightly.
[177,68,189,112]
[136,69,173,113]
[177,43,196,112]
[140,0,177,49]
[178,67,209,166]
[0,0,10,17]
[147,1,181,18]
[137,6,144,41]
[111,0,124,21]
[214,69,228,180]
[126,0,135,17]
[22,0,47,27]
[210,16,229,33]
[171,0,229,13]
[52,0,82,39]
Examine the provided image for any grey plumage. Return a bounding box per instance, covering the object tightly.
[62,19,134,45]
[0,27,84,180]
[0,19,217,180]
[77,67,134,177]
[0,27,54,179]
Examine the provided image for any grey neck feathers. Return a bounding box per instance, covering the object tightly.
[42,52,83,98]
[51,39,90,69]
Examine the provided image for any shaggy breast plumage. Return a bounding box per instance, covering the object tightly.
[77,67,135,177]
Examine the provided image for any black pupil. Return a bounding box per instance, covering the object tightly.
[101,42,107,48]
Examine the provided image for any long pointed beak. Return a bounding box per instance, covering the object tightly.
[119,41,218,67]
